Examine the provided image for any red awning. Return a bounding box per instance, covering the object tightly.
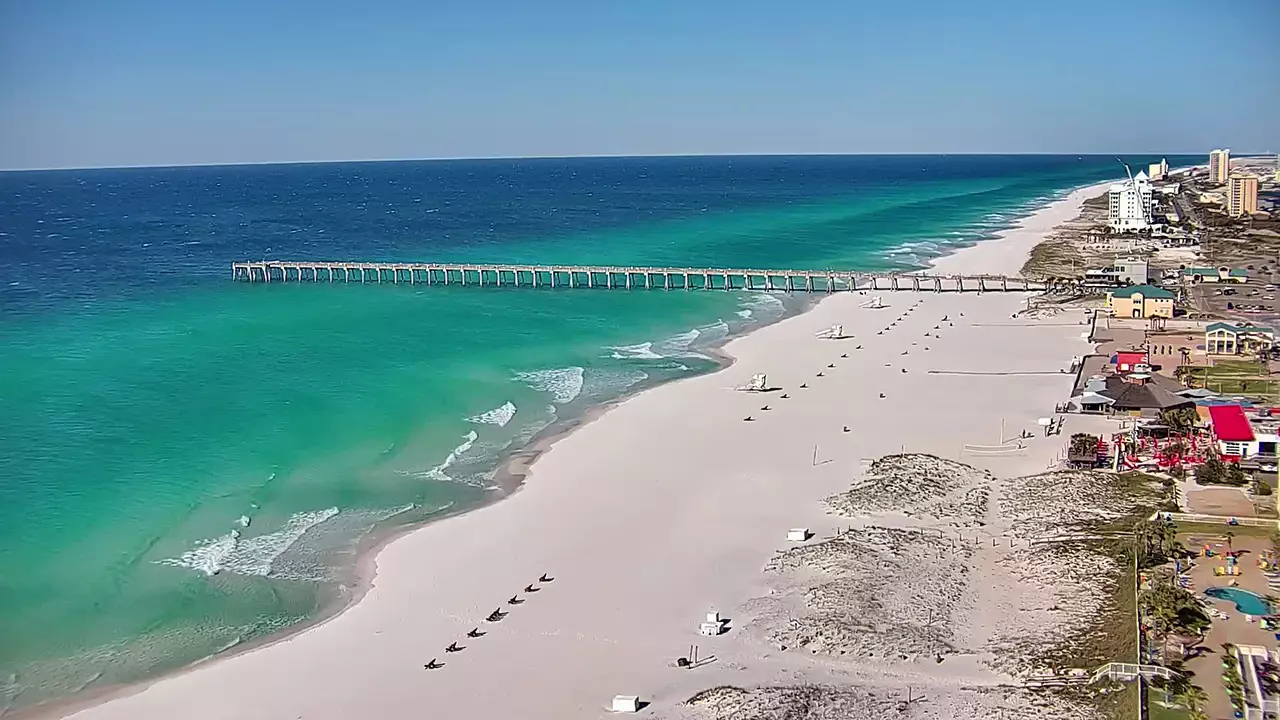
[1115,352,1147,368]
[1208,405,1256,442]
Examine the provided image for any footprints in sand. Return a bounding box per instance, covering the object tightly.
[424,574,556,672]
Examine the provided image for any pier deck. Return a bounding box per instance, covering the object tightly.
[231,261,1051,293]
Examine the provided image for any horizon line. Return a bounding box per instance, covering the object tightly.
[0,149,1252,174]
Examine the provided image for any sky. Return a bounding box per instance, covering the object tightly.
[1,0,1277,170]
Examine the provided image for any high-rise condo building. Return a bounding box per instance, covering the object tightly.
[1208,149,1231,184]
[1228,175,1258,217]
[1108,170,1153,231]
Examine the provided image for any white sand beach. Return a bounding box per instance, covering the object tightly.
[49,184,1117,720]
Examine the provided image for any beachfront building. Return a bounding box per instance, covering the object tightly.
[1067,372,1194,417]
[1148,158,1169,181]
[1209,404,1258,458]
[1107,284,1175,319]
[1228,174,1259,217]
[1209,149,1231,184]
[1083,257,1149,289]
[1205,322,1276,356]
[1107,171,1153,231]
[1182,266,1248,284]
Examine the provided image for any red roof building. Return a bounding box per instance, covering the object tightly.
[1209,404,1255,442]
[1208,404,1257,458]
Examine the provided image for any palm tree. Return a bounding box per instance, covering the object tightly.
[1179,685,1210,720]
[1133,518,1180,566]
[1159,522,1179,559]
[1161,407,1199,434]
[1141,578,1211,664]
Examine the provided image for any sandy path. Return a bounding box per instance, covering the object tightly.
[49,185,1109,720]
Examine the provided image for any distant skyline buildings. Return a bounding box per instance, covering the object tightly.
[1147,158,1169,181]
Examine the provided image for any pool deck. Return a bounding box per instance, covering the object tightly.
[1181,533,1278,720]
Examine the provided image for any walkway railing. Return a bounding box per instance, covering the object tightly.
[229,260,1057,294]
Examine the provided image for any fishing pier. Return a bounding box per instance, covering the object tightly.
[231,261,1051,293]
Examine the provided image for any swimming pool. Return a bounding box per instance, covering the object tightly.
[1205,586,1272,616]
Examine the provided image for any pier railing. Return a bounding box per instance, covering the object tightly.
[232,261,1056,294]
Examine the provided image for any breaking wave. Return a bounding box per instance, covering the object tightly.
[658,328,700,353]
[607,342,664,360]
[467,401,517,427]
[738,293,786,322]
[423,430,479,482]
[157,507,340,578]
[698,319,730,343]
[515,367,584,404]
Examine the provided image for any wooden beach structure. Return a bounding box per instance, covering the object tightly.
[230,261,1058,293]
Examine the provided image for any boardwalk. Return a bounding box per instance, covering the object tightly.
[231,261,1051,293]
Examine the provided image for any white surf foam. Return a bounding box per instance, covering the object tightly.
[581,368,649,399]
[736,309,753,319]
[658,328,701,353]
[515,367,584,404]
[738,293,786,322]
[607,342,664,360]
[698,319,730,343]
[423,430,479,482]
[467,401,517,427]
[227,508,340,576]
[158,534,237,577]
[158,507,339,578]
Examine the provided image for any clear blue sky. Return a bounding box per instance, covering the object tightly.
[1,0,1277,169]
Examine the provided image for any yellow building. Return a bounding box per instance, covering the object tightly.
[1228,174,1259,216]
[1209,149,1231,184]
[1107,284,1175,319]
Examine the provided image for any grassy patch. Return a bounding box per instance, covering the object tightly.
[1179,361,1278,399]
[1057,542,1139,670]
[1174,521,1277,538]
[1148,699,1189,719]
[1091,680,1141,720]
[1021,236,1088,280]
[1040,472,1171,671]
[1093,472,1174,535]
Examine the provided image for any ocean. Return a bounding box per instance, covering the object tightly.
[0,154,1192,710]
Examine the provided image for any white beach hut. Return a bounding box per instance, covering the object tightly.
[611,695,641,713]
[787,528,811,542]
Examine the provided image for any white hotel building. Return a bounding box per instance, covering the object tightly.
[1107,170,1153,232]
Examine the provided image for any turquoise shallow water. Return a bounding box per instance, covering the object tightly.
[0,155,1193,710]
